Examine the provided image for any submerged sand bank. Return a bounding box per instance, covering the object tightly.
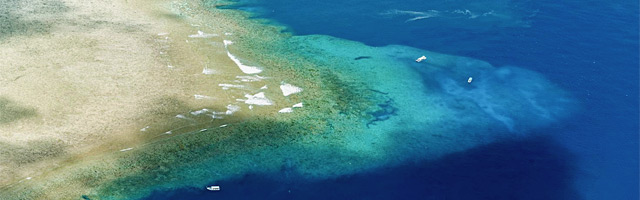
[0,0,242,190]
[0,0,325,198]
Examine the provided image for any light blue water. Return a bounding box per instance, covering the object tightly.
[147,0,639,199]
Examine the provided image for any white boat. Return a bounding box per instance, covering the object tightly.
[467,77,473,84]
[206,185,220,191]
[415,55,427,62]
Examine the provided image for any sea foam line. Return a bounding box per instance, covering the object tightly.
[188,30,219,38]
[223,40,263,74]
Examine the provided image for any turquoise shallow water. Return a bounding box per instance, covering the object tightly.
[145,0,639,199]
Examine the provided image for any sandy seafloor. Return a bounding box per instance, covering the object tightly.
[0,0,605,199]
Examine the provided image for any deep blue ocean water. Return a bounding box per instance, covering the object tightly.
[146,0,638,199]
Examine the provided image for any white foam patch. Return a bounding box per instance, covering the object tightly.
[280,83,303,96]
[218,83,246,90]
[244,92,273,105]
[383,9,495,23]
[120,148,133,152]
[202,67,216,75]
[224,32,233,36]
[175,114,190,120]
[380,9,440,22]
[194,94,214,100]
[226,104,241,115]
[260,85,268,90]
[236,75,267,82]
[214,115,224,119]
[219,124,228,128]
[278,107,293,113]
[158,32,169,36]
[188,30,219,38]
[292,102,303,108]
[140,126,150,132]
[223,40,263,74]
[190,108,210,116]
[406,15,436,22]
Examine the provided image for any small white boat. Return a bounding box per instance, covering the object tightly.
[467,77,473,84]
[206,185,220,191]
[415,55,427,62]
